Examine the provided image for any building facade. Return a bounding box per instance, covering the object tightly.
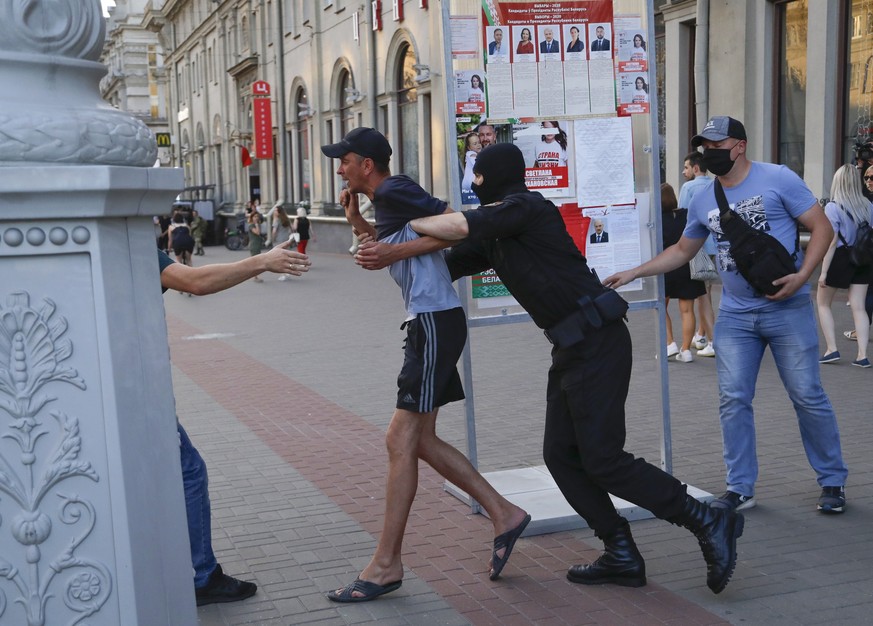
[138,0,444,214]
[659,0,872,199]
[101,0,171,166]
[107,0,872,214]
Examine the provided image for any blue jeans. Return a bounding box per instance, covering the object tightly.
[714,297,848,496]
[178,423,217,588]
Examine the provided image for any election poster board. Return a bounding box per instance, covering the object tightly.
[446,0,658,316]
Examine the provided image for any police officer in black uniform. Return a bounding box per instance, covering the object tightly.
[359,143,744,594]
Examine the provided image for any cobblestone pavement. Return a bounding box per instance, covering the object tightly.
[163,246,872,625]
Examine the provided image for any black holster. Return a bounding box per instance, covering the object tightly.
[544,290,629,349]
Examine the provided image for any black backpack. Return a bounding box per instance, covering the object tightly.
[836,211,873,267]
[849,220,873,266]
[714,180,797,296]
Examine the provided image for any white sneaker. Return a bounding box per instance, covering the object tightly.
[692,334,707,350]
[666,342,680,357]
[278,275,288,281]
[675,350,693,363]
[697,344,716,357]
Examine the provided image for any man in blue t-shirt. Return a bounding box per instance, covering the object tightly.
[158,242,310,605]
[320,128,529,603]
[606,116,848,516]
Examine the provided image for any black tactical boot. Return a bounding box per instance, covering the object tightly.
[670,495,744,594]
[567,520,646,587]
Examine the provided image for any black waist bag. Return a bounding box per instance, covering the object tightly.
[715,180,797,296]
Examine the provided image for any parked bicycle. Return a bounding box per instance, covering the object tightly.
[224,215,249,250]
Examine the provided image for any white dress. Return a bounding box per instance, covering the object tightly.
[461,151,477,190]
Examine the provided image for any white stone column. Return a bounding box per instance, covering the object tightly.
[0,2,195,624]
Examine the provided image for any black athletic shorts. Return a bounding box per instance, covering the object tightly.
[396,307,466,413]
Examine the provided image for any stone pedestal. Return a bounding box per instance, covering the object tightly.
[0,4,196,620]
[0,167,194,624]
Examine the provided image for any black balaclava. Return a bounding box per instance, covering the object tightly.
[472,143,528,204]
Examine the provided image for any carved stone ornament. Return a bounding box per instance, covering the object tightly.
[0,0,157,166]
[0,292,112,625]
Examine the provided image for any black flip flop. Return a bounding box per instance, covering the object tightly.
[327,578,402,603]
[489,513,531,580]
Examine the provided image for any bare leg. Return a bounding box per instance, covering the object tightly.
[678,298,697,352]
[416,412,528,569]
[665,297,675,347]
[849,283,869,360]
[695,286,715,341]
[345,408,425,596]
[816,284,837,354]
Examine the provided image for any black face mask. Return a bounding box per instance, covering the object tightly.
[702,144,738,176]
[470,143,528,205]
[471,179,500,205]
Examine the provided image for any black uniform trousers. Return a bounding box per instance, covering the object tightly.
[543,320,687,535]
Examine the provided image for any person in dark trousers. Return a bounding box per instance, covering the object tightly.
[158,240,311,605]
[354,143,744,595]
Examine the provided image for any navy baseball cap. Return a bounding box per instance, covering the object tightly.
[321,127,392,165]
[691,116,747,148]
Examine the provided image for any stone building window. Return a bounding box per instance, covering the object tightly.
[396,43,419,181]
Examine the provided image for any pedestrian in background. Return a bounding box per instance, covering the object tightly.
[190,209,208,256]
[293,206,314,255]
[271,205,293,280]
[661,182,706,362]
[169,212,195,267]
[816,164,873,367]
[247,208,265,282]
[605,115,849,515]
[679,151,716,356]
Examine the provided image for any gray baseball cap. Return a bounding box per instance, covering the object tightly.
[691,116,747,148]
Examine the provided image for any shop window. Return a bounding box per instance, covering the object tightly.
[775,0,808,177]
[842,0,873,161]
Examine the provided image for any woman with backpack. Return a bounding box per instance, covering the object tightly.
[816,164,873,367]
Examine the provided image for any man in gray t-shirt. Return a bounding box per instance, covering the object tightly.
[321,128,530,603]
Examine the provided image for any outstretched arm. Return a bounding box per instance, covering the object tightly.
[355,236,452,270]
[603,235,704,288]
[355,207,460,270]
[410,212,470,240]
[160,239,310,295]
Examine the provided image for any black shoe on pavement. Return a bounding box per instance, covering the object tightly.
[710,490,756,512]
[816,486,846,514]
[567,520,646,588]
[195,564,257,606]
[670,495,744,594]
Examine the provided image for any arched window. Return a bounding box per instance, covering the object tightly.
[396,43,419,181]
[241,16,250,52]
[339,70,354,137]
[295,89,311,204]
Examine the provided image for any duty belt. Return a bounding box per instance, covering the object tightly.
[543,290,629,350]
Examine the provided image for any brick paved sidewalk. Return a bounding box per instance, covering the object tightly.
[165,247,872,625]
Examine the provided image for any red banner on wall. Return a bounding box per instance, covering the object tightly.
[253,86,273,160]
